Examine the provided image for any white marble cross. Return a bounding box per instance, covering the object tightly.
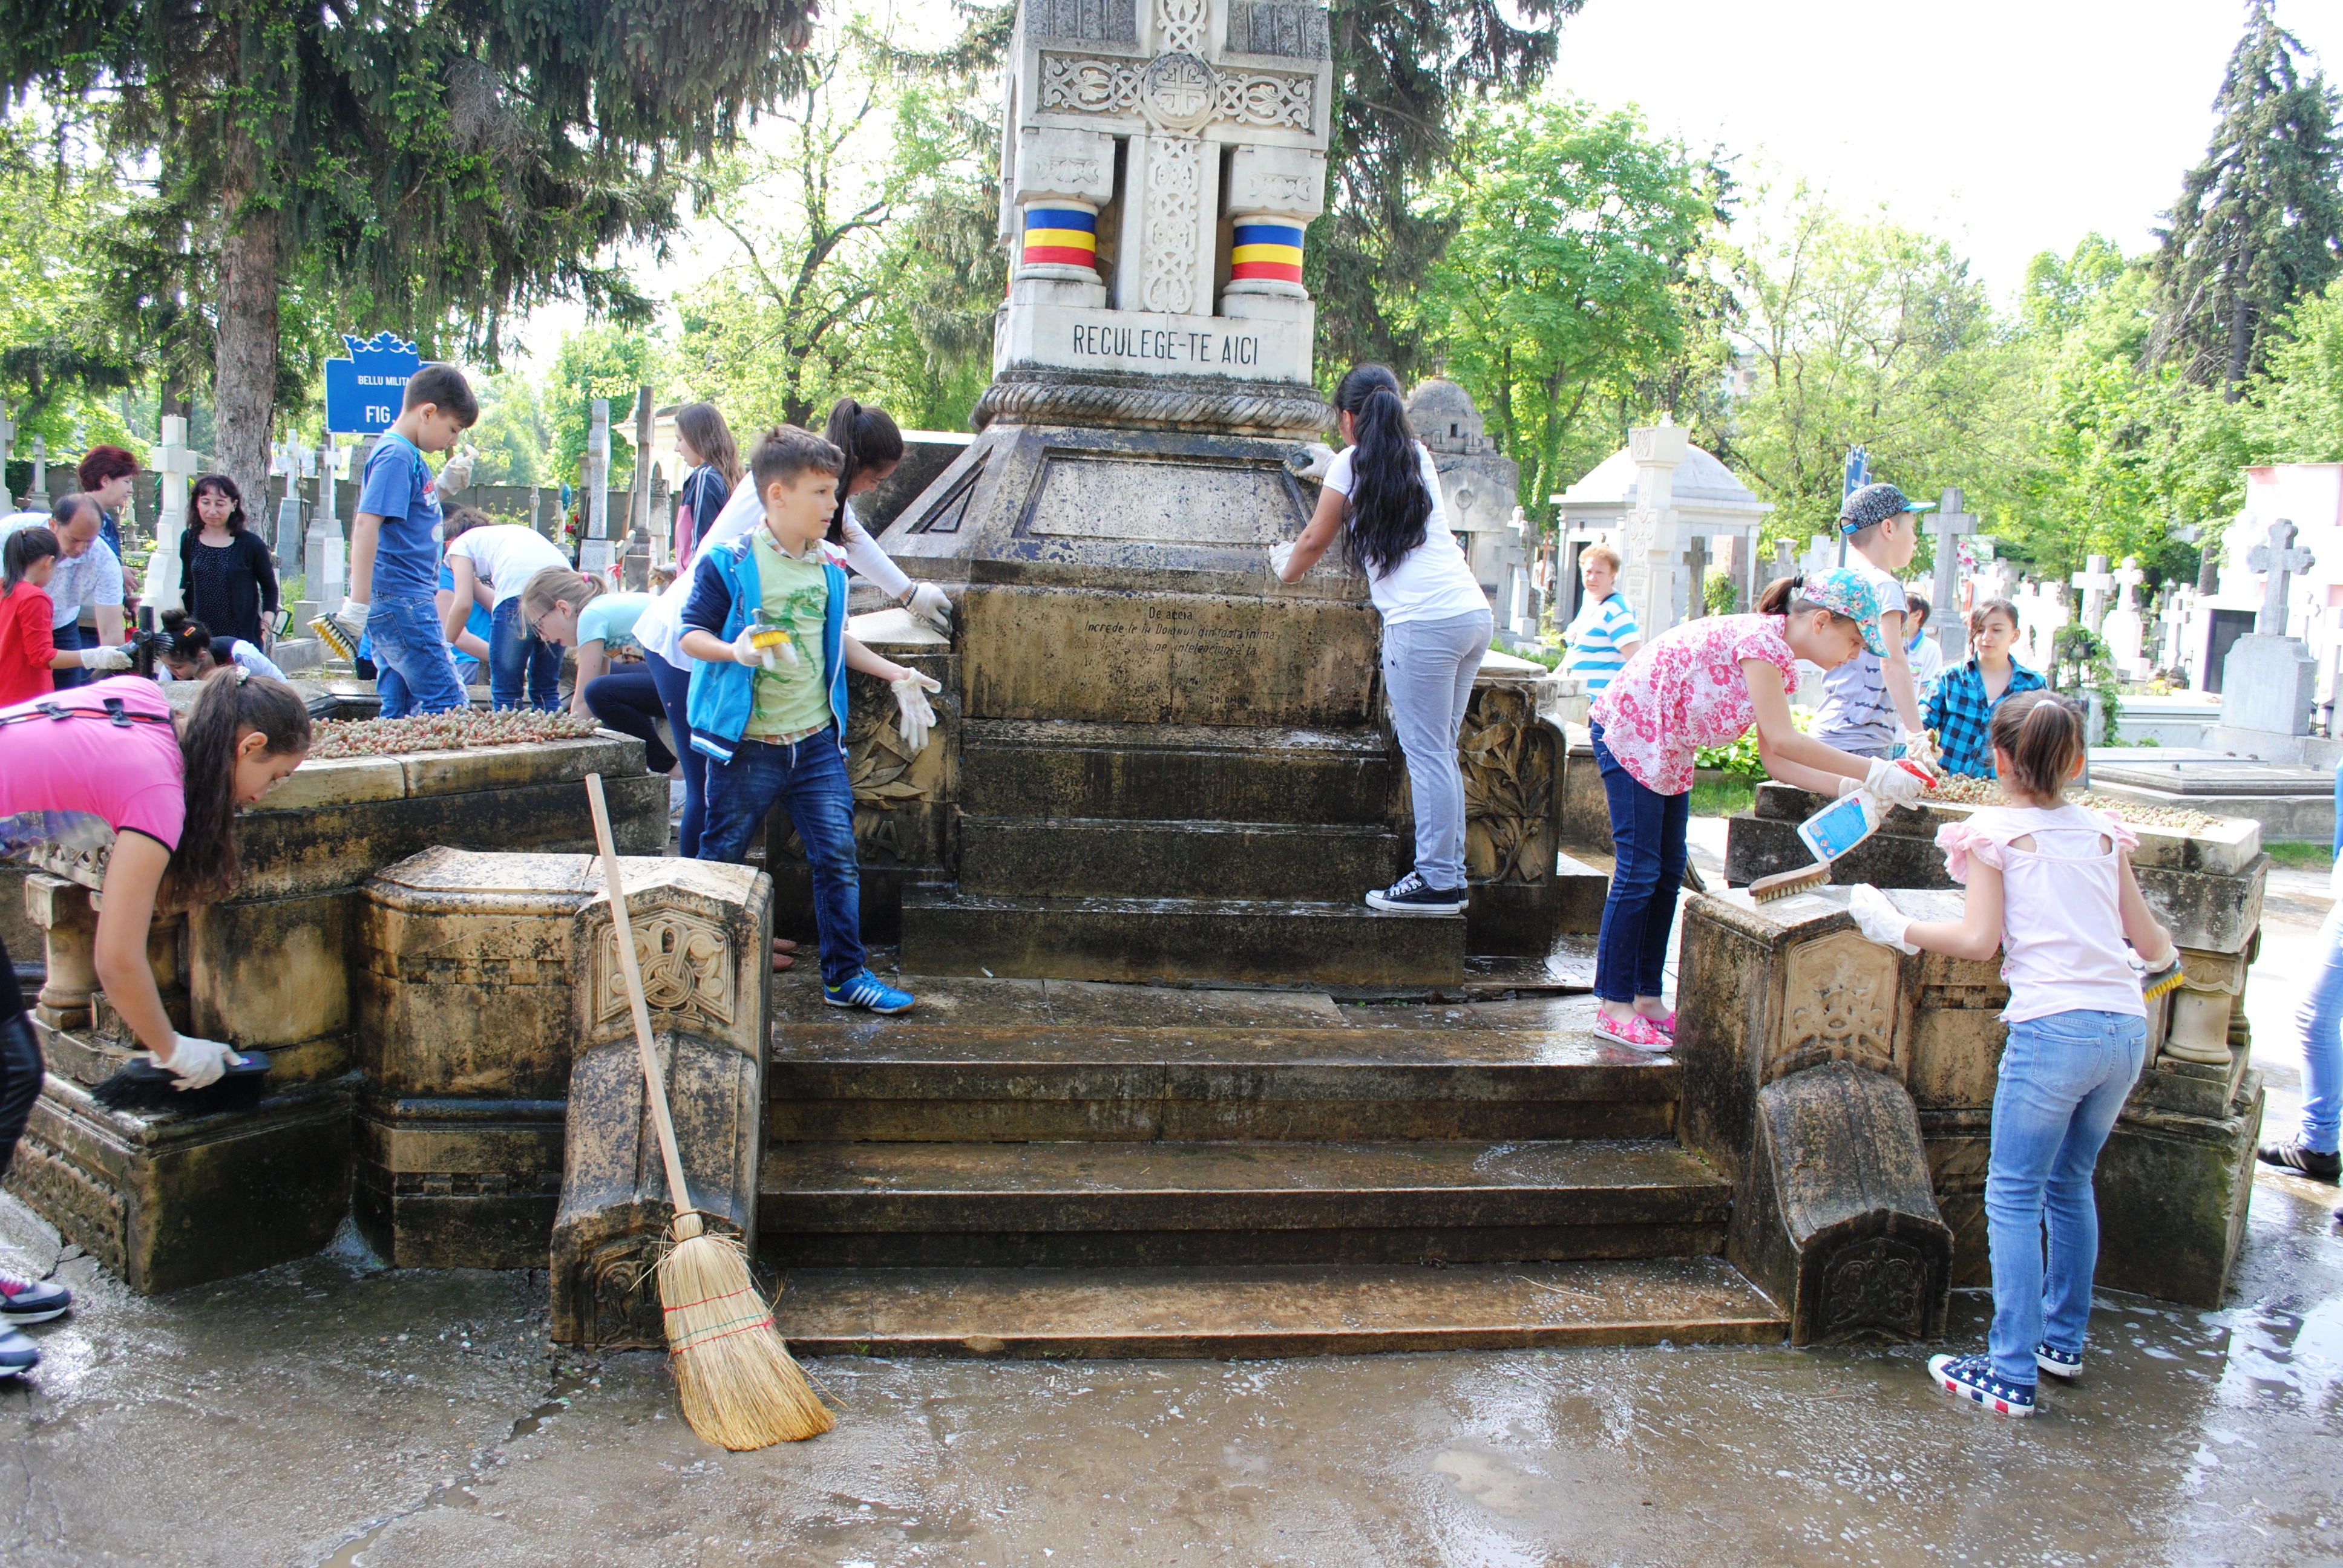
[154,416,204,540]
[2247,518,2315,636]
[2103,555,2150,677]
[588,398,611,542]
[1924,487,1979,660]
[2071,554,2115,633]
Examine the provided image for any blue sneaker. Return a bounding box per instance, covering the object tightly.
[0,1273,69,1326]
[824,971,916,1014]
[1929,1353,2036,1416]
[2035,1341,2083,1379]
[0,1326,37,1377]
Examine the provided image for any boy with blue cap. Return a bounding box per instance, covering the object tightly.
[1813,481,1938,769]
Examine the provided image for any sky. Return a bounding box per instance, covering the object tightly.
[505,0,2336,368]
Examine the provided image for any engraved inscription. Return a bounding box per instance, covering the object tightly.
[1068,322,1262,366]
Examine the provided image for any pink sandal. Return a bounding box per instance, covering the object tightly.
[1594,1012,1675,1054]
[1647,1010,1677,1036]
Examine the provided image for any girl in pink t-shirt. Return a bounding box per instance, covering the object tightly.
[0,673,312,1377]
[1848,691,2177,1418]
[1583,570,1931,1051]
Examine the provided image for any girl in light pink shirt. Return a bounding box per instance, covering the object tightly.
[1849,691,2177,1418]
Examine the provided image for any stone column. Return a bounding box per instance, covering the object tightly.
[1011,128,1115,309]
[27,874,97,1031]
[1620,421,1689,641]
[1220,145,1325,332]
[25,436,50,512]
[0,404,16,511]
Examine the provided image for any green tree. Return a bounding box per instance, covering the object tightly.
[0,0,817,526]
[0,110,144,455]
[547,326,664,486]
[2146,0,2343,395]
[1406,98,1719,512]
[464,370,551,488]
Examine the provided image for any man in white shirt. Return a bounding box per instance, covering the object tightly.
[2,495,126,690]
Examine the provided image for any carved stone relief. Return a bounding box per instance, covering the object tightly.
[594,907,736,1030]
[1026,0,1138,42]
[1457,687,1556,886]
[1140,51,1219,134]
[1154,0,1208,54]
[1142,136,1207,313]
[1818,1235,1931,1339]
[1039,54,1316,133]
[1773,931,1901,1082]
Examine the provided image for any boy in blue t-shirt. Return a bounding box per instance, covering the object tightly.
[333,365,479,717]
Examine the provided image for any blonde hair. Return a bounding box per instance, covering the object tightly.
[1580,541,1622,573]
[518,564,602,625]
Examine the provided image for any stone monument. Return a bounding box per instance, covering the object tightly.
[2212,518,2320,756]
[1551,426,1772,640]
[1405,378,1521,610]
[25,435,49,512]
[1922,488,1978,662]
[2102,556,2149,679]
[580,397,614,577]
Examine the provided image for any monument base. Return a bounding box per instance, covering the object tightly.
[2217,633,2318,736]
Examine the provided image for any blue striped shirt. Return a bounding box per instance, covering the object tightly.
[1563,592,1639,691]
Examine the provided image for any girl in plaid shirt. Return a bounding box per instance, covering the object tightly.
[1923,598,2045,778]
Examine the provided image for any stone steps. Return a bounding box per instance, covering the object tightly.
[897,892,1464,986]
[957,815,1404,901]
[960,718,1398,826]
[768,1022,1679,1141]
[758,1138,1729,1267]
[772,1257,1786,1358]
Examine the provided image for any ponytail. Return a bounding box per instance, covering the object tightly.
[160,608,215,668]
[171,674,312,903]
[1330,365,1432,577]
[1988,689,2084,803]
[1756,573,1806,617]
[3,525,60,593]
[518,564,604,626]
[822,397,905,544]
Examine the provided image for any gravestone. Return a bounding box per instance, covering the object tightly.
[2071,554,2114,635]
[2103,556,2149,679]
[2217,519,2318,741]
[580,398,614,577]
[622,388,654,590]
[25,436,49,512]
[0,404,15,510]
[1923,488,1978,662]
[142,417,203,616]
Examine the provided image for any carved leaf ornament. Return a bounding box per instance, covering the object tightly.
[1457,687,1555,885]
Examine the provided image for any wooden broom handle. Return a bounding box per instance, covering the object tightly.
[586,773,696,1217]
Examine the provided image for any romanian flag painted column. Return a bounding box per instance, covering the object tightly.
[1224,216,1308,308]
[1020,204,1100,274]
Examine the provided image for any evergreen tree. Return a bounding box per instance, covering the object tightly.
[2147,0,2343,397]
[0,0,816,523]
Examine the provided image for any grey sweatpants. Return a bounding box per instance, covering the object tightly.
[1383,608,1493,890]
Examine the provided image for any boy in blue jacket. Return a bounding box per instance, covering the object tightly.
[678,425,942,1014]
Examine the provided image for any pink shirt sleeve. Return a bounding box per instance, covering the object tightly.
[1935,820,2004,882]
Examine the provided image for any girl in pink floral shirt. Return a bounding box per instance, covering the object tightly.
[1585,570,1930,1051]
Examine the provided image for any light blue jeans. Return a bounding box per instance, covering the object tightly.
[368,595,468,718]
[1985,1008,2148,1385]
[1383,608,1492,890]
[2287,897,2343,1155]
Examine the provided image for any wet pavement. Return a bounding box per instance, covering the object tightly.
[1,832,2337,1566]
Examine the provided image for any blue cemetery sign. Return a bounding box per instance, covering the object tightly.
[324,332,421,434]
[1841,446,1869,500]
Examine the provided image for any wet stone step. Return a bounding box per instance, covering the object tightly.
[758,1138,1729,1268]
[898,892,1465,987]
[773,1257,1786,1359]
[768,1024,1679,1142]
[959,719,1397,826]
[957,815,1404,901]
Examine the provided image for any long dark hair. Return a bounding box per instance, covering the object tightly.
[4,526,60,593]
[171,673,312,903]
[191,474,247,533]
[822,397,903,544]
[1331,365,1432,577]
[675,402,742,489]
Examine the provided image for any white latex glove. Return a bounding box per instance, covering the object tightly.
[732,625,797,671]
[1269,541,1297,581]
[890,670,943,752]
[333,596,370,642]
[155,1033,238,1089]
[80,644,131,673]
[1848,885,1919,954]
[1865,756,1930,807]
[1291,442,1335,482]
[1901,728,1941,772]
[902,582,953,637]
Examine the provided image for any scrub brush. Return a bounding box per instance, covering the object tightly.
[1749,761,1938,904]
[310,611,361,662]
[2140,954,2186,1003]
[91,1050,272,1116]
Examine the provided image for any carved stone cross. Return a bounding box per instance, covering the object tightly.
[2247,517,2315,636]
[2071,554,2115,632]
[26,435,50,511]
[1924,487,1979,660]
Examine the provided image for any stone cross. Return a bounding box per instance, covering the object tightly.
[25,436,50,512]
[0,404,15,511]
[1772,538,1796,579]
[2071,554,2115,633]
[2247,517,2315,636]
[154,417,202,541]
[1798,534,1836,580]
[587,398,611,541]
[623,387,654,590]
[2102,555,2149,678]
[1924,487,1979,660]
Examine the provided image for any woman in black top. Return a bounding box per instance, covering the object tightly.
[177,474,279,649]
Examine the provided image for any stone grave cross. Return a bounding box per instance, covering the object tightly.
[154,417,202,539]
[2071,554,2115,633]
[2103,555,2149,678]
[1772,538,1796,580]
[26,436,50,511]
[2246,518,2314,636]
[1924,487,1979,660]
[580,398,614,577]
[0,404,15,511]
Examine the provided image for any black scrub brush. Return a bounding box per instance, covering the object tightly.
[90,1050,272,1115]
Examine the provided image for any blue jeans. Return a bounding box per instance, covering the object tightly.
[489,598,562,711]
[50,623,91,691]
[1591,721,1689,1004]
[698,725,863,987]
[1985,1008,2148,1385]
[2287,897,2343,1155]
[584,664,676,774]
[647,650,707,857]
[369,595,468,718]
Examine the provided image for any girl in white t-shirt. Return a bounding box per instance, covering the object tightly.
[1848,691,2177,1419]
[1276,364,1491,915]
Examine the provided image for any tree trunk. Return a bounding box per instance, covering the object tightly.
[2223,289,2253,401]
[212,144,282,560]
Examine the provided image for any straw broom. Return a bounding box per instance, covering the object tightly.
[585,773,834,1448]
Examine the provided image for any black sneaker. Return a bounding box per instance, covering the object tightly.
[2256,1140,2341,1183]
[0,1273,68,1326]
[1365,872,1468,916]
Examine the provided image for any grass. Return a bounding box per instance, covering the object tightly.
[2264,840,2336,871]
[1689,777,1757,818]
